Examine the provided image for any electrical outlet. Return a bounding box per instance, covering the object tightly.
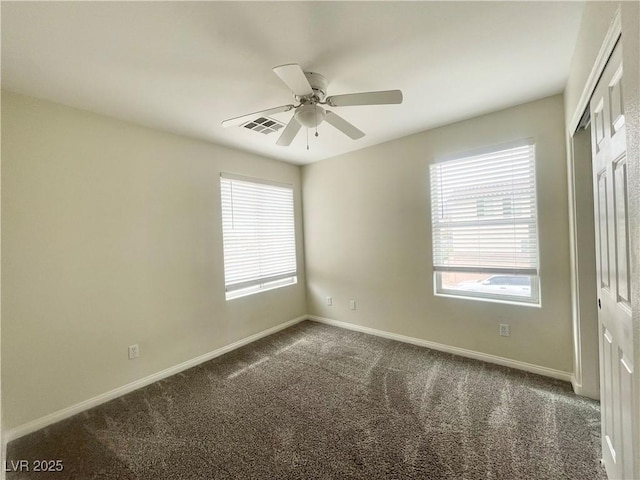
[128,344,139,359]
[349,300,356,311]
[499,324,510,337]
[326,296,333,306]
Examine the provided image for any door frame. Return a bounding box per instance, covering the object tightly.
[567,7,621,399]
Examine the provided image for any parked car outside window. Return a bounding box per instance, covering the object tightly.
[455,275,531,297]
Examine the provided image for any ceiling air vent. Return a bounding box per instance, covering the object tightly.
[242,116,285,135]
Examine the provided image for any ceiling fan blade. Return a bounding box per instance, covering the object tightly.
[324,111,365,140]
[273,64,313,97]
[276,116,302,146]
[221,104,294,128]
[326,89,403,107]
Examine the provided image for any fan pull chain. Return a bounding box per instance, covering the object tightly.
[306,128,309,150]
[315,112,319,137]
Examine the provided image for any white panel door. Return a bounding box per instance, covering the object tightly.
[590,40,635,480]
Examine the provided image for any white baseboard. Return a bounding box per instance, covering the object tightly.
[571,375,583,395]
[571,374,600,400]
[308,315,573,382]
[4,315,307,445]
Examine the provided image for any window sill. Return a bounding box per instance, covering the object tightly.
[225,277,297,301]
[435,291,541,308]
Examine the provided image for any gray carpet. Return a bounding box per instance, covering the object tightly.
[7,320,606,479]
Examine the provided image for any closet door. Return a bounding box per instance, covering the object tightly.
[590,40,634,479]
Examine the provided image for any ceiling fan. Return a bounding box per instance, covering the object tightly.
[221,63,403,147]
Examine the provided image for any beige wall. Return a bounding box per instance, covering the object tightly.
[303,94,572,372]
[1,91,307,431]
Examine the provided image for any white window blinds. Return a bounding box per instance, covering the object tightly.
[430,142,539,276]
[220,174,297,299]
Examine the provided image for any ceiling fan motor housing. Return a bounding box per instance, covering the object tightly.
[302,72,328,103]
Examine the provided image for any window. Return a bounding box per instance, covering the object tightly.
[429,141,540,305]
[220,173,297,300]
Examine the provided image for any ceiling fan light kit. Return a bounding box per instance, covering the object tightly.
[222,63,403,148]
[295,104,326,128]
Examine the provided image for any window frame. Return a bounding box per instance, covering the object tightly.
[429,139,541,306]
[219,173,298,301]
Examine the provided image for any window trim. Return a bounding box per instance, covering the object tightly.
[429,139,541,306]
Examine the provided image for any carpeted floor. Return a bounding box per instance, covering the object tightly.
[7,320,606,479]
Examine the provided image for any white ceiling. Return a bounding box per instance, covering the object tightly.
[1,1,584,165]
